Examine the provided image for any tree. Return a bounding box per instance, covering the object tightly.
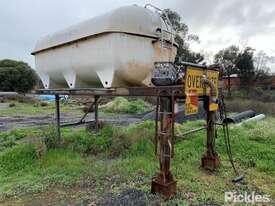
[236,47,255,87]
[163,9,204,64]
[253,51,272,87]
[0,59,37,93]
[214,45,240,96]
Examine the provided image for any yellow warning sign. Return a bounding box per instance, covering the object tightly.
[184,66,220,115]
[185,67,219,96]
[185,90,199,115]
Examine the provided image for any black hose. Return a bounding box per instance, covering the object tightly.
[220,93,244,182]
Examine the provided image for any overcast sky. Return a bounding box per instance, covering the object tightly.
[1,0,275,71]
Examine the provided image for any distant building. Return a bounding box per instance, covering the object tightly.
[223,74,240,89]
[271,76,275,89]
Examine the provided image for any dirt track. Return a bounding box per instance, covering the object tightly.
[0,112,142,132]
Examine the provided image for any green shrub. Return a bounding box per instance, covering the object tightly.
[0,59,37,93]
[62,122,155,158]
[40,101,49,107]
[0,144,37,175]
[8,103,16,107]
[101,97,152,114]
[64,129,95,154]
[63,125,114,155]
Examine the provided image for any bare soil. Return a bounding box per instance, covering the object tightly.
[0,112,142,132]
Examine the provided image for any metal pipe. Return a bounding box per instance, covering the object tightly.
[175,126,207,139]
[171,94,175,157]
[235,114,266,126]
[61,120,96,128]
[0,92,18,96]
[94,96,99,132]
[79,101,96,123]
[223,110,256,124]
[180,61,207,69]
[180,61,220,71]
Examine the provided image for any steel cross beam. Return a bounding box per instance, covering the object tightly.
[35,85,185,97]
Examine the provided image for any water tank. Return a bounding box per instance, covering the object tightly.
[32,5,177,89]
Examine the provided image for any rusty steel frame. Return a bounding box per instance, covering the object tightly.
[152,95,176,198]
[37,85,220,198]
[35,85,185,97]
[201,110,220,170]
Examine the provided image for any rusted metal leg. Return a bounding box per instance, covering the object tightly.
[201,110,220,170]
[94,96,99,132]
[151,96,176,198]
[55,95,61,146]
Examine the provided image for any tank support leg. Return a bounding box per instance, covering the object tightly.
[151,96,176,198]
[94,95,99,132]
[55,95,61,146]
[201,110,220,170]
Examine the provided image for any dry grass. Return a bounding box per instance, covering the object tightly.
[225,98,275,116]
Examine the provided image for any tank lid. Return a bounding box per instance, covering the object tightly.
[32,5,173,54]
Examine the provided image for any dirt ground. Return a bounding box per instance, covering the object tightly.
[0,112,142,132]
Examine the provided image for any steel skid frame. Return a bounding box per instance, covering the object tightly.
[35,85,220,198]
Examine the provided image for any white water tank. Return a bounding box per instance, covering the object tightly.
[32,5,177,89]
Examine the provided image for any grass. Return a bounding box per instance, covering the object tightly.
[0,118,275,205]
[0,148,86,199]
[0,97,151,117]
[0,101,82,116]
